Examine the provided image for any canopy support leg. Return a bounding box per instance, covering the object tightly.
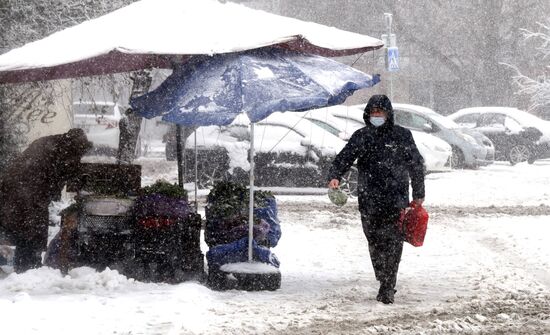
[176,124,184,188]
[248,122,255,262]
[194,130,198,210]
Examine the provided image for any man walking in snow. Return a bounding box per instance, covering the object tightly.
[327,95,425,304]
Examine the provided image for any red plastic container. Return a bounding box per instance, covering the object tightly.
[398,202,429,247]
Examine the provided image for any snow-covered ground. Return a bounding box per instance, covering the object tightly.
[1,159,550,334]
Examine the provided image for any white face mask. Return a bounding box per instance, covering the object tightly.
[369,116,386,127]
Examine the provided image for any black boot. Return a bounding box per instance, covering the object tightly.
[14,246,42,273]
[376,285,396,304]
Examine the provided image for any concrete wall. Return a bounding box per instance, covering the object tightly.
[19,80,73,147]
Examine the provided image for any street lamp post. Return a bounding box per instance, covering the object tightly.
[381,13,398,101]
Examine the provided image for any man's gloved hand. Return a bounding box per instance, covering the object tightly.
[412,198,425,206]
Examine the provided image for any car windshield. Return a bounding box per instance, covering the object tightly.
[426,111,459,129]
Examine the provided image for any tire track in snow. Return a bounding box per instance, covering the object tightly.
[264,292,550,335]
[280,201,550,217]
[478,236,550,290]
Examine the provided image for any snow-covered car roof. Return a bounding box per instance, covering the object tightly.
[294,107,359,137]
[392,103,460,130]
[258,112,347,156]
[330,104,365,124]
[186,126,243,147]
[451,107,542,127]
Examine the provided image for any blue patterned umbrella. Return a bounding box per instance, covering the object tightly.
[130,47,379,125]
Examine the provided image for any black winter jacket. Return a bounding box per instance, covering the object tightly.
[328,115,425,214]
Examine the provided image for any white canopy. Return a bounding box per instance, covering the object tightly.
[0,0,383,84]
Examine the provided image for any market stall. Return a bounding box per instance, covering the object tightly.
[45,163,204,283]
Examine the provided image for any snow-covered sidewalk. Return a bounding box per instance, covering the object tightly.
[1,160,549,334]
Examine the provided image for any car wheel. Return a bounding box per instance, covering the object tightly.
[508,144,530,165]
[340,166,358,197]
[198,165,227,189]
[450,147,465,169]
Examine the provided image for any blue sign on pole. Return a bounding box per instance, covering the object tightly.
[387,47,399,72]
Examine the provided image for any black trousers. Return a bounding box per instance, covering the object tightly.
[360,208,403,290]
[13,241,42,273]
[3,228,43,273]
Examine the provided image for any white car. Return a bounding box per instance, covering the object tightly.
[328,105,452,172]
[255,112,347,157]
[164,112,350,189]
[72,101,125,154]
[449,107,550,164]
[389,103,495,169]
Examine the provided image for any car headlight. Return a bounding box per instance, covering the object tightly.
[462,134,477,145]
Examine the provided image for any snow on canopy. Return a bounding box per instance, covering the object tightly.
[0,0,383,84]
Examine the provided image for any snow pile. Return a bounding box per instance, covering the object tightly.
[0,267,141,296]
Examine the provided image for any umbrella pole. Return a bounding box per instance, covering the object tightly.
[176,124,184,188]
[248,122,255,262]
[194,130,198,210]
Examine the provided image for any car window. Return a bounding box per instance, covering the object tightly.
[478,113,505,127]
[396,111,433,131]
[307,119,340,137]
[454,113,479,128]
[394,110,413,127]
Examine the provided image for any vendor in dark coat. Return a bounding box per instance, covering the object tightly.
[327,95,425,304]
[0,128,92,273]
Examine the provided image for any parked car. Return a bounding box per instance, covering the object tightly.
[294,108,355,141]
[72,101,125,155]
[164,112,352,189]
[328,105,452,173]
[449,107,550,164]
[388,103,495,169]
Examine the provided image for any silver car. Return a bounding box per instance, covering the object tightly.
[72,101,124,155]
[390,103,495,169]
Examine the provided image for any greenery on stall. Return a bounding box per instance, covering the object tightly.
[207,181,274,222]
[140,180,188,199]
